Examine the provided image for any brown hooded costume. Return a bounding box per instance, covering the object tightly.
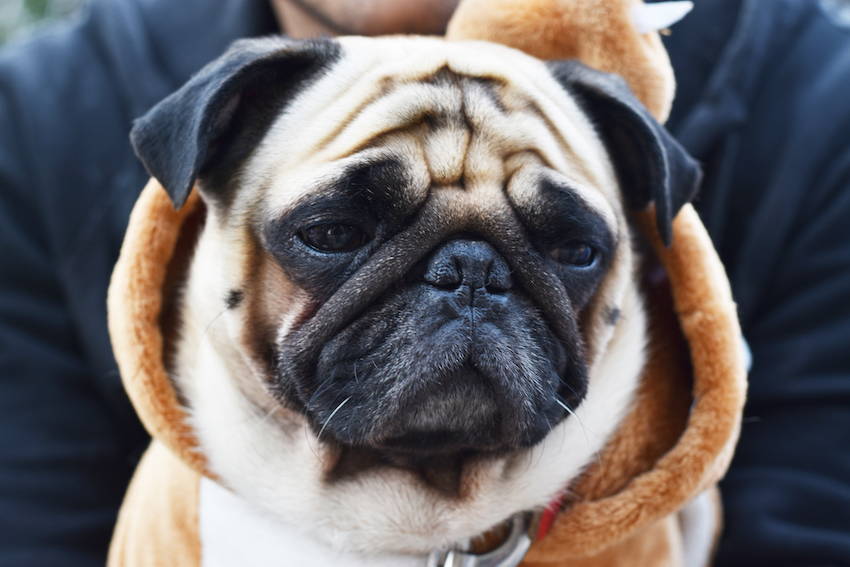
[107,1,747,565]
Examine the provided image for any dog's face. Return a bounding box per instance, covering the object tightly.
[132,36,699,553]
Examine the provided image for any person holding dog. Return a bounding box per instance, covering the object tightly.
[0,0,849,565]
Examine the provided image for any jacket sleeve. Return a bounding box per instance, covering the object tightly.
[716,144,850,566]
[662,2,850,563]
[0,0,277,562]
[0,20,148,567]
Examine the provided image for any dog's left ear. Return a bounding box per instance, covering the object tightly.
[547,60,701,246]
[130,37,341,209]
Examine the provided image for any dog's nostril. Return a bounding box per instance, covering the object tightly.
[424,260,463,289]
[485,261,512,293]
[422,239,512,292]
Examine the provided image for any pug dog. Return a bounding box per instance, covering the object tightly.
[130,35,700,563]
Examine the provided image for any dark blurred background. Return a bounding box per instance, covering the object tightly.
[0,0,83,45]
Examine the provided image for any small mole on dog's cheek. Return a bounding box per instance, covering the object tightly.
[606,306,621,325]
[226,290,244,309]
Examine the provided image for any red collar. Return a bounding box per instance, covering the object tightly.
[536,490,567,541]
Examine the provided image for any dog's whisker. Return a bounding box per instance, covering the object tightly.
[302,379,338,464]
[317,396,351,446]
[556,396,604,472]
[304,430,325,465]
[555,397,590,447]
[192,306,229,365]
[257,404,281,425]
[523,441,535,474]
[346,403,360,444]
[302,378,337,417]
[240,403,283,428]
[240,406,290,465]
[557,378,585,403]
[533,431,548,469]
[558,410,568,454]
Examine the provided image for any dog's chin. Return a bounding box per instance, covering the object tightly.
[304,361,576,496]
[326,442,494,496]
[278,286,586,496]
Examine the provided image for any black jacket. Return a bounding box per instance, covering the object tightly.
[664,1,850,564]
[0,0,848,564]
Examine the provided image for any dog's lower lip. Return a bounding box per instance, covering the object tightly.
[327,443,487,496]
[376,430,504,457]
[301,361,576,455]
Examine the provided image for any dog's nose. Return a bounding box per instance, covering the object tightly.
[422,239,512,292]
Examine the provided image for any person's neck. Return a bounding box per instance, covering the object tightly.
[272,0,346,38]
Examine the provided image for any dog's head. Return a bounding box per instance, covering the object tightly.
[131,36,699,552]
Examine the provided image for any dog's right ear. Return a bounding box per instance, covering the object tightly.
[130,37,341,209]
[547,60,701,247]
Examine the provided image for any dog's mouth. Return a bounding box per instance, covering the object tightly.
[314,367,510,495]
[362,430,505,496]
[298,356,583,495]
[272,275,589,493]
[327,443,486,495]
[271,233,593,493]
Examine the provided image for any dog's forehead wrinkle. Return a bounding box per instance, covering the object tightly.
[502,155,619,242]
[335,156,414,205]
[314,79,468,166]
[465,76,509,114]
[545,176,618,233]
[457,90,605,204]
[422,122,470,187]
[257,147,425,222]
[296,65,534,159]
[250,39,621,225]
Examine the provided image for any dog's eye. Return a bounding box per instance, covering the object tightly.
[300,224,369,252]
[550,244,596,268]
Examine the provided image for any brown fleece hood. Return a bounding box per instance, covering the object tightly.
[107,1,747,565]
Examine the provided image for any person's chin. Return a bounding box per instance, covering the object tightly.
[271,0,462,37]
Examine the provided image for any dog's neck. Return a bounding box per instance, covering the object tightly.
[199,474,564,567]
[199,476,492,567]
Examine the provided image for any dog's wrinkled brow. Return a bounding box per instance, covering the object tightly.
[516,178,617,252]
[317,157,422,228]
[261,157,421,252]
[330,158,418,217]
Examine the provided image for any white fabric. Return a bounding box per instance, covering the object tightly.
[678,489,719,567]
[740,335,753,372]
[199,477,426,567]
[632,1,694,34]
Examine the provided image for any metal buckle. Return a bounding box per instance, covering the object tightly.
[427,514,532,567]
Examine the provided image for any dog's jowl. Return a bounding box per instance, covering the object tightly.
[130,35,699,555]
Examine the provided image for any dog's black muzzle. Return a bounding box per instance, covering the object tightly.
[277,222,589,461]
